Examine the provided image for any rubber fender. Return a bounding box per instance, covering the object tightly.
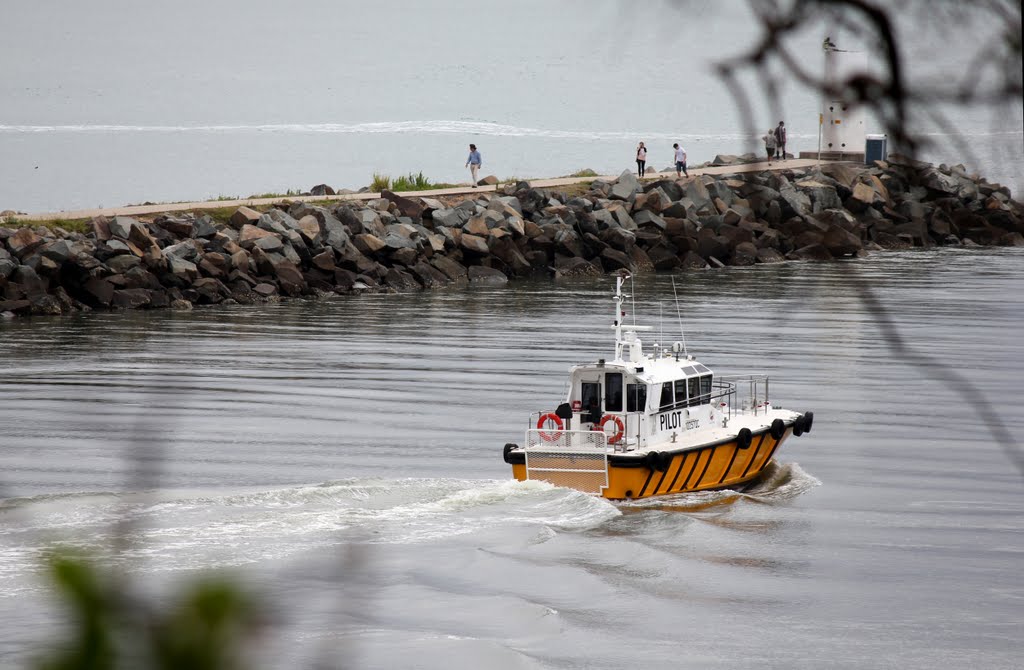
[793,415,805,437]
[656,451,672,472]
[770,418,785,440]
[645,452,661,470]
[503,443,518,464]
[737,427,753,449]
[659,450,675,473]
[803,411,814,434]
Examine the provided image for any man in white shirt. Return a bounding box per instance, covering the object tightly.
[673,143,689,177]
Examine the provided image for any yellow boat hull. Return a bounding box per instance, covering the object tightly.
[511,427,791,500]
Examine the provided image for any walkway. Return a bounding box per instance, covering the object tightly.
[18,158,833,222]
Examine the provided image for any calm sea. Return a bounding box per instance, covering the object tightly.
[1,247,1023,668]
[1,0,1021,212]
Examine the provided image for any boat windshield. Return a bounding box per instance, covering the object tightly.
[674,379,687,405]
[626,383,647,412]
[659,382,672,410]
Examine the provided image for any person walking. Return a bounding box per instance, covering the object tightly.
[465,143,482,187]
[636,142,647,178]
[774,121,787,160]
[763,128,777,164]
[673,143,689,177]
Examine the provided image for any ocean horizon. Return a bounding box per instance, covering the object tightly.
[2,1,1020,213]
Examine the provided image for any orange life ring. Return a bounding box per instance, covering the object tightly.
[598,415,625,444]
[536,413,564,441]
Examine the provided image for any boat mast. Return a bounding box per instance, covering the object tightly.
[613,273,627,360]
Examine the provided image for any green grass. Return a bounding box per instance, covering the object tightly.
[370,172,460,193]
[49,218,91,233]
[5,217,92,233]
[565,168,599,178]
[199,206,244,226]
[391,172,433,191]
[370,173,391,192]
[412,181,460,191]
[246,189,303,199]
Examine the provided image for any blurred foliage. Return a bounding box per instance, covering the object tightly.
[36,552,260,670]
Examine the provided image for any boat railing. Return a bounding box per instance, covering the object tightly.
[713,374,771,417]
[526,428,609,452]
[523,429,609,495]
[530,411,639,451]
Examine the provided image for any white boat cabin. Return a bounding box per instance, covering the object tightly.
[558,341,722,452]
[533,274,743,452]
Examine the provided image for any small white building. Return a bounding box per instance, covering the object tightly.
[805,38,868,160]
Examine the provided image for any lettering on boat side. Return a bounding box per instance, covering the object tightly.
[659,411,700,431]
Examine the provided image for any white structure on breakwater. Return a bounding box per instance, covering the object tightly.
[812,37,868,161]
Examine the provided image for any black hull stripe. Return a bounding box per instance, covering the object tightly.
[607,455,649,468]
[758,432,787,470]
[511,425,788,496]
[740,431,769,479]
[679,451,703,490]
[636,465,657,498]
[691,445,717,490]
[718,442,745,485]
[607,426,776,466]
[756,423,795,473]
[665,453,689,493]
[653,461,671,495]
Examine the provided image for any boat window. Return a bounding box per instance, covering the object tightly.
[699,375,712,404]
[674,379,687,407]
[626,383,647,412]
[687,377,700,406]
[581,382,600,414]
[605,373,623,412]
[659,382,673,410]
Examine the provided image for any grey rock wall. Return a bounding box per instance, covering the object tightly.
[2,155,1022,318]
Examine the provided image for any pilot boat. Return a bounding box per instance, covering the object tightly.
[502,274,813,500]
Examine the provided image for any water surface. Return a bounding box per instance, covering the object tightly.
[1,248,1022,668]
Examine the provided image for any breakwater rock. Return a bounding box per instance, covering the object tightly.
[2,155,1022,318]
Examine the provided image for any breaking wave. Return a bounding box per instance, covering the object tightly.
[0,478,619,593]
[0,120,795,142]
[1,120,1018,142]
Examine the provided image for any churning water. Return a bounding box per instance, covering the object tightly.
[2,247,1022,668]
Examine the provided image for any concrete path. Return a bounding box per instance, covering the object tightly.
[18,158,833,222]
